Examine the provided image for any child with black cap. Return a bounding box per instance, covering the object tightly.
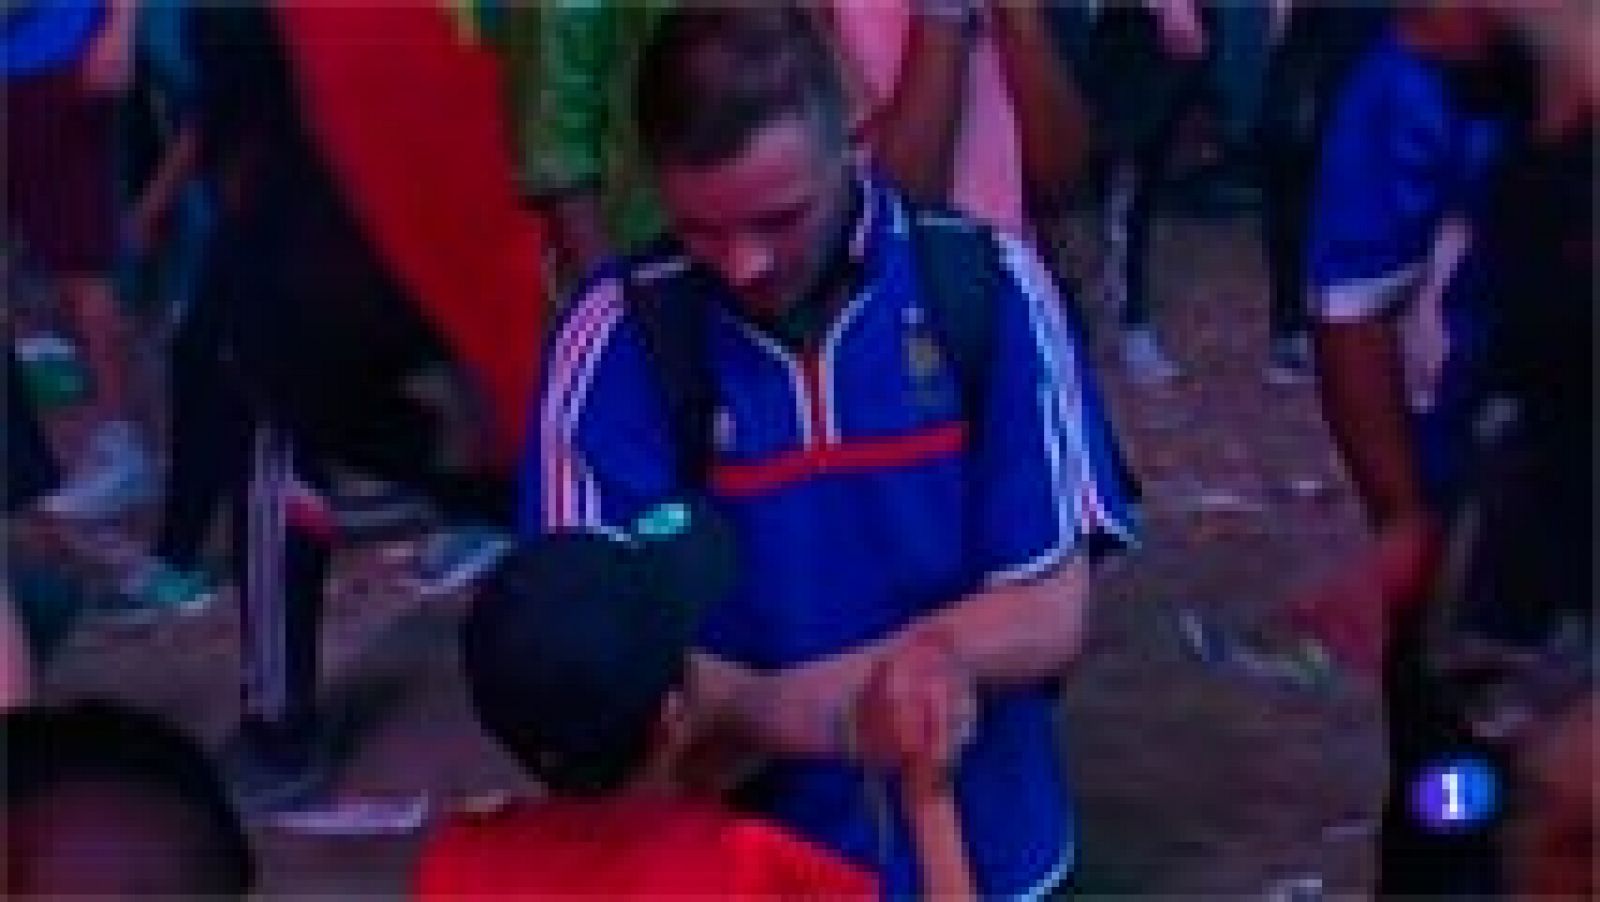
[416,502,876,898]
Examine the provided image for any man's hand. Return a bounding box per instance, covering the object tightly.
[848,627,977,792]
[1402,217,1472,412]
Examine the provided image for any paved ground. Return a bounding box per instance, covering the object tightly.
[27,213,1389,898]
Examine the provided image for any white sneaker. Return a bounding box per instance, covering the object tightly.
[39,421,159,520]
[408,526,514,598]
[1098,164,1136,319]
[1120,327,1181,386]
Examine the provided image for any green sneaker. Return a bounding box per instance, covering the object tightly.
[102,562,217,624]
[14,333,91,410]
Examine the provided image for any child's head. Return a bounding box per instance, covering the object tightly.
[3,699,256,898]
[462,503,734,797]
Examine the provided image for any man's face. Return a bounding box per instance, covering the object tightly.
[656,116,850,322]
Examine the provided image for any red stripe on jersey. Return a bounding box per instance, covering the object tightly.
[711,423,966,497]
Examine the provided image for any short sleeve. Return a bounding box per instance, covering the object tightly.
[970,236,1139,585]
[518,272,681,536]
[1307,44,1457,322]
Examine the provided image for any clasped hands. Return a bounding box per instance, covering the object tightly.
[840,626,979,795]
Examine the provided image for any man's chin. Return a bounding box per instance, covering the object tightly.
[735,291,797,323]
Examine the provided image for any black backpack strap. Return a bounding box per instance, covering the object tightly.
[623,251,716,488]
[909,207,1143,550]
[907,207,1002,431]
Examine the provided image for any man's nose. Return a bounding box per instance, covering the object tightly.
[722,235,776,290]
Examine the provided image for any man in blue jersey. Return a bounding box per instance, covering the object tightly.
[1295,4,1529,896]
[519,7,1135,897]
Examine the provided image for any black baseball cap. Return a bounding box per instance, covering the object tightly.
[461,500,736,795]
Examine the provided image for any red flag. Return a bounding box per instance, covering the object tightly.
[274,2,546,467]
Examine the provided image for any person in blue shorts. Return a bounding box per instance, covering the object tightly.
[520,7,1137,897]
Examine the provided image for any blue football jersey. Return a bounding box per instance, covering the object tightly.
[1307,29,1505,506]
[523,178,1137,898]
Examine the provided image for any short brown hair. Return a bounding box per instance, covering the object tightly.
[635,4,846,169]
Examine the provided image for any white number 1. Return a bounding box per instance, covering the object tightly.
[1442,770,1466,822]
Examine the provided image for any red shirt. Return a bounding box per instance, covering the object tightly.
[416,795,876,899]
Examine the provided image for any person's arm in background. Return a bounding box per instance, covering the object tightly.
[1285,32,1468,671]
[991,0,1093,213]
[127,1,204,256]
[1300,316,1444,672]
[510,2,618,283]
[78,0,136,93]
[1314,319,1429,529]
[1,590,35,710]
[1311,9,1505,505]
[852,1,978,205]
[127,126,199,255]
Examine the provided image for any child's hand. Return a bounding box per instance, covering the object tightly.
[848,628,976,792]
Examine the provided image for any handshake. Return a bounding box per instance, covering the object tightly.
[842,626,979,899]
[842,626,978,789]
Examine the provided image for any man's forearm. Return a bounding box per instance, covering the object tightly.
[1312,318,1429,526]
[910,555,1090,688]
[691,645,881,761]
[690,557,1090,759]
